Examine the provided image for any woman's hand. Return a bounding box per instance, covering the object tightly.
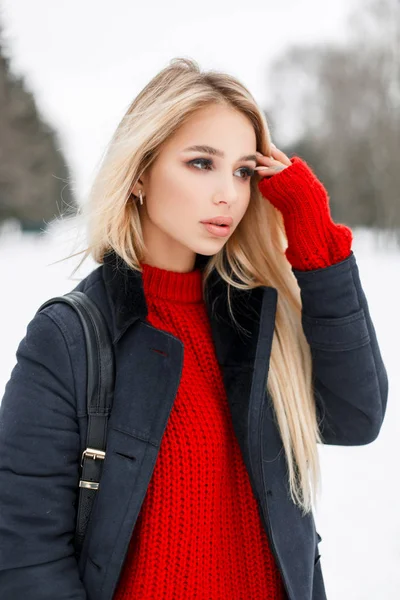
[254,144,292,180]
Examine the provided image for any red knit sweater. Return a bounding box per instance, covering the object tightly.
[113,262,288,599]
[257,155,353,271]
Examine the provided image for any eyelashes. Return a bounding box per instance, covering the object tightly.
[187,158,255,180]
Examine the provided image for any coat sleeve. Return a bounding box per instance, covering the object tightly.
[0,307,87,599]
[292,251,389,445]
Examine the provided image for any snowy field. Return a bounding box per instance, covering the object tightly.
[0,223,398,599]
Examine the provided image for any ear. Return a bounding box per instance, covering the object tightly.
[130,172,147,197]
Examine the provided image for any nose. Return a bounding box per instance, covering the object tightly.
[212,181,238,206]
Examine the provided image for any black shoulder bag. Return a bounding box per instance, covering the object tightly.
[37,291,115,559]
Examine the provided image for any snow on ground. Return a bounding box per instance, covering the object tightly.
[0,223,398,598]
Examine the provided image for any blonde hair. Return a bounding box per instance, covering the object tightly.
[60,57,323,515]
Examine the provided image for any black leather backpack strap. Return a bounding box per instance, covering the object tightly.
[37,291,115,558]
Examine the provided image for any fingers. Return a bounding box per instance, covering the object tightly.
[254,164,287,176]
[270,144,292,166]
[254,151,288,177]
[256,151,273,165]
[256,146,291,167]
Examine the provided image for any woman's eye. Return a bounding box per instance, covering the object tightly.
[237,167,255,180]
[188,158,213,171]
[188,158,255,180]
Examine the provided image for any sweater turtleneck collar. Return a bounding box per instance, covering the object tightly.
[140,261,204,303]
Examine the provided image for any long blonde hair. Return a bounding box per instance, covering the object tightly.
[60,57,323,515]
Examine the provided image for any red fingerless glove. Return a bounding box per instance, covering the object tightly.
[257,156,353,271]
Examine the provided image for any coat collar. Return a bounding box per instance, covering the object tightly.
[102,249,277,368]
[102,250,210,344]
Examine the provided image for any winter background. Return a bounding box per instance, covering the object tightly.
[0,0,399,598]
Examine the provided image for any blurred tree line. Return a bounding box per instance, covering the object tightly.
[0,0,398,237]
[265,0,399,241]
[0,22,77,232]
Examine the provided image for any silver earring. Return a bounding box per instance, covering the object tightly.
[139,190,144,206]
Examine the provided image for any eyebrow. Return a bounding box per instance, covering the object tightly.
[182,145,257,163]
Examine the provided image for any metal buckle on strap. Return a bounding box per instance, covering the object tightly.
[79,447,106,491]
[80,447,106,467]
[79,480,100,490]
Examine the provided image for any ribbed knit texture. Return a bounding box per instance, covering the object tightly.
[113,262,287,599]
[258,155,353,271]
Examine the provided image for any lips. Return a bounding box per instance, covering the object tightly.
[200,216,233,227]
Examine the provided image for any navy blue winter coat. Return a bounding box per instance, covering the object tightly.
[0,250,388,599]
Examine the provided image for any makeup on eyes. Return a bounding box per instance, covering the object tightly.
[186,157,255,179]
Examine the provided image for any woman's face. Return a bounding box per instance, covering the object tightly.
[136,104,257,272]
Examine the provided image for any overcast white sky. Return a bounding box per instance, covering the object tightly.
[1,0,358,202]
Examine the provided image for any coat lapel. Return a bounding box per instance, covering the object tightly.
[101,249,278,484]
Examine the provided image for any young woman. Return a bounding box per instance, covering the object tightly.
[0,57,388,600]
